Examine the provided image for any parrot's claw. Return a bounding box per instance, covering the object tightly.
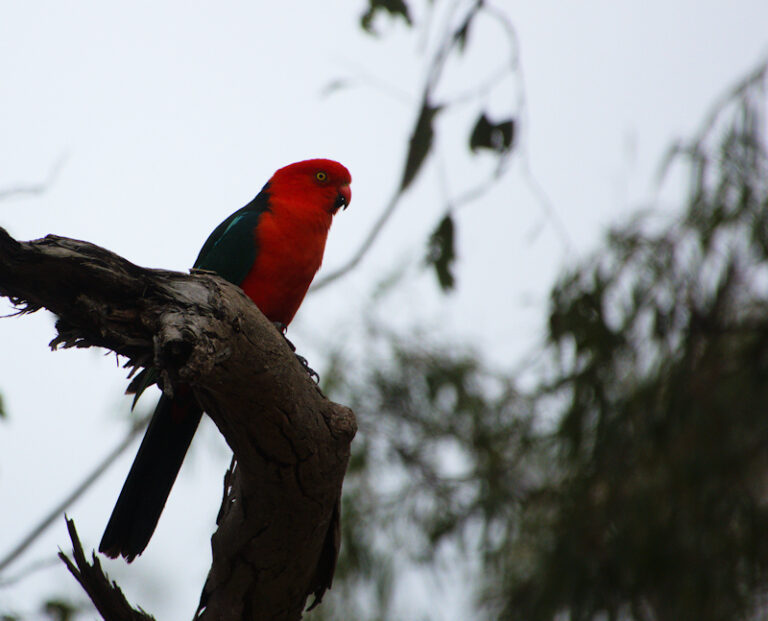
[296,354,320,383]
[273,323,320,383]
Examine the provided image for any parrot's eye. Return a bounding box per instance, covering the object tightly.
[315,171,328,182]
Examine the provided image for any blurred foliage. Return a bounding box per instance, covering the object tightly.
[400,101,442,194]
[356,0,517,293]
[0,392,6,419]
[317,61,768,621]
[425,213,456,292]
[494,61,768,621]
[314,331,543,621]
[0,599,82,621]
[360,0,413,34]
[42,599,80,621]
[470,113,516,154]
[498,62,768,621]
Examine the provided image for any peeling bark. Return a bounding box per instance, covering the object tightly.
[0,228,356,621]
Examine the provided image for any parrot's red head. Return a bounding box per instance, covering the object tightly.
[269,158,352,216]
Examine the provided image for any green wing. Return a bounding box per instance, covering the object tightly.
[129,188,271,409]
[193,187,271,285]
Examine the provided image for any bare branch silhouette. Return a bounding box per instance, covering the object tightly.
[0,154,67,201]
[0,414,148,575]
[59,517,155,621]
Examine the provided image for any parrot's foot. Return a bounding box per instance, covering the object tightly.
[272,323,320,382]
[295,354,320,383]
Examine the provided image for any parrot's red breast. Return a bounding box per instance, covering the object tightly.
[240,159,352,326]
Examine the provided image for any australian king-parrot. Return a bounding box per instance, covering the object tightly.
[99,158,351,561]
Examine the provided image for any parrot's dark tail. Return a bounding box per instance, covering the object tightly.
[99,389,203,561]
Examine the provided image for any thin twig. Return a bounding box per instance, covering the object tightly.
[311,188,402,291]
[0,413,148,574]
[654,56,768,188]
[0,154,67,201]
[322,61,413,105]
[0,555,60,588]
[493,1,572,252]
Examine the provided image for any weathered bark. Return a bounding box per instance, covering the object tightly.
[0,227,356,621]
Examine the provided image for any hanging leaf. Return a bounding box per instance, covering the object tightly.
[426,213,457,292]
[42,599,80,621]
[361,0,413,34]
[401,101,441,192]
[0,393,5,420]
[320,79,350,98]
[469,112,516,153]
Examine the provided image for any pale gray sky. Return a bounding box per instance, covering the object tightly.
[1,2,767,619]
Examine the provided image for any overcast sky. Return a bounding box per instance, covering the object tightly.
[1,2,767,619]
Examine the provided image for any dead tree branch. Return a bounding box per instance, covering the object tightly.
[0,227,356,621]
[59,517,154,621]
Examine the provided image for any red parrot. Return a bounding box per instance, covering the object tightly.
[99,158,351,561]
